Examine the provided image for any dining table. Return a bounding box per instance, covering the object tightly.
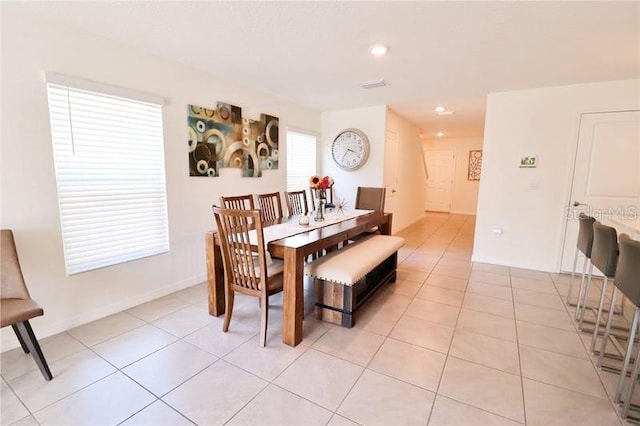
[205,210,393,347]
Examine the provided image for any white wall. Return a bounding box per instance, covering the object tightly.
[386,108,429,231]
[320,106,387,209]
[0,8,320,349]
[423,136,483,215]
[474,79,640,271]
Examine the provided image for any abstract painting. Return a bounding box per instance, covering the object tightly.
[468,149,482,181]
[187,103,279,177]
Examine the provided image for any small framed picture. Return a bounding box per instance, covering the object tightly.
[520,156,537,168]
[467,150,482,181]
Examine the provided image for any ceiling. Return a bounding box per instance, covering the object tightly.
[8,1,640,139]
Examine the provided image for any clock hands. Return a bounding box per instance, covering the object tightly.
[341,148,356,162]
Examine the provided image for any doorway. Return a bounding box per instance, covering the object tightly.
[560,110,640,272]
[423,150,455,213]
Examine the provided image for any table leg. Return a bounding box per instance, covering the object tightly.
[380,214,392,236]
[283,246,304,346]
[206,233,225,316]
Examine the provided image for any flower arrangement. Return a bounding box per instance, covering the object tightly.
[309,175,334,199]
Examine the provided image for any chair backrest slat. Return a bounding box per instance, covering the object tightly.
[212,206,266,293]
[285,190,309,216]
[257,192,283,222]
[220,194,255,211]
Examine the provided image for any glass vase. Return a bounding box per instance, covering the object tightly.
[315,198,326,222]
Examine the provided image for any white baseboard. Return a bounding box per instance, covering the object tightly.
[451,210,477,216]
[0,273,207,352]
[470,255,557,273]
[393,214,431,234]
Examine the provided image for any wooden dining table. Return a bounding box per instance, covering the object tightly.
[205,211,393,347]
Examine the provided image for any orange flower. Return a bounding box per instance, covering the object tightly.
[309,175,321,188]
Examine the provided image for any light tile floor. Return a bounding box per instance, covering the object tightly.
[0,213,629,425]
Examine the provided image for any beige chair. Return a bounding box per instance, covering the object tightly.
[285,190,310,216]
[1,230,52,380]
[257,192,284,222]
[353,187,386,239]
[355,186,386,212]
[212,207,284,346]
[220,194,255,210]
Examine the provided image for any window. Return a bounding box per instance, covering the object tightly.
[46,74,169,275]
[286,130,317,191]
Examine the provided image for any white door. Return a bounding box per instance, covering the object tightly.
[383,130,398,213]
[424,150,455,212]
[560,110,640,271]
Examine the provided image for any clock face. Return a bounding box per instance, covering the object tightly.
[331,128,370,170]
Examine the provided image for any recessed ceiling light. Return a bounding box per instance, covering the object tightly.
[435,106,446,113]
[369,44,388,56]
[437,132,445,138]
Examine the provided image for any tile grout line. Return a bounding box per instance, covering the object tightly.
[510,266,529,425]
[330,213,458,422]
[555,271,627,422]
[421,215,472,425]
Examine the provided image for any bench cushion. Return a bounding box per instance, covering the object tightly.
[304,235,405,285]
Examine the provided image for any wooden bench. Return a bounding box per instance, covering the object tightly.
[304,234,405,327]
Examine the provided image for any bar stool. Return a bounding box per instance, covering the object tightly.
[586,222,618,353]
[570,213,595,318]
[597,234,640,415]
[618,234,640,419]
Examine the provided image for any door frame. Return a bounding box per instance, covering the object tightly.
[423,149,455,213]
[557,109,640,271]
[383,130,399,214]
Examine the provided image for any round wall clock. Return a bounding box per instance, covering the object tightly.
[331,128,370,171]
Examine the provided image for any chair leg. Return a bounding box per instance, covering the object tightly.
[578,263,594,329]
[223,289,235,333]
[15,321,52,381]
[616,307,640,404]
[598,288,618,368]
[575,257,589,319]
[567,248,580,304]
[623,338,640,419]
[12,324,30,354]
[260,295,269,347]
[619,297,626,317]
[590,276,609,353]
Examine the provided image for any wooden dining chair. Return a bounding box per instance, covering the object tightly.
[309,187,334,210]
[1,230,53,380]
[257,192,284,222]
[212,206,284,346]
[220,194,255,210]
[285,190,310,216]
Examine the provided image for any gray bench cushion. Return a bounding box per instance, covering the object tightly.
[304,235,405,285]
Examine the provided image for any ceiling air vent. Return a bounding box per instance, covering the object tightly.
[359,79,389,89]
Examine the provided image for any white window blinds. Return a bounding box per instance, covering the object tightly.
[286,130,317,192]
[46,77,169,275]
